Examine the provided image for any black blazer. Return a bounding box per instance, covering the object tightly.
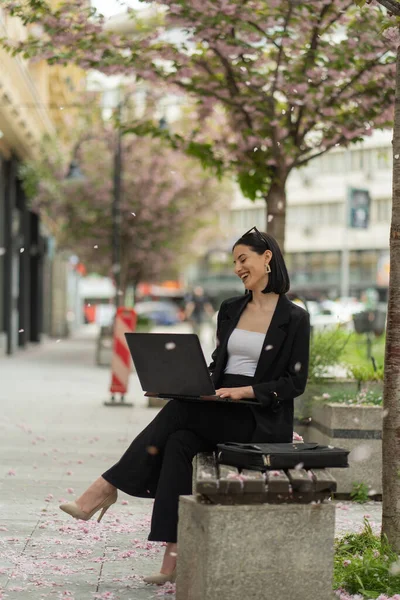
[208,293,311,443]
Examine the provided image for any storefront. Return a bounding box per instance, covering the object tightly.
[286,250,387,300]
[0,156,49,355]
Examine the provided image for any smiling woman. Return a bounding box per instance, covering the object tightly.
[59,227,310,585]
[232,226,290,296]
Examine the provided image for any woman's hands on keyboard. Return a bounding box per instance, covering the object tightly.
[215,386,255,402]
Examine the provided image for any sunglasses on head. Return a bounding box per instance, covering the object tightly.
[243,226,267,246]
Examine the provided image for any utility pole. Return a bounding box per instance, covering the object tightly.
[340,187,350,299]
[112,102,123,309]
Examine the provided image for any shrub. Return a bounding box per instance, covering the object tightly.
[347,364,384,386]
[322,388,383,407]
[135,314,152,331]
[334,519,400,599]
[350,482,370,504]
[308,328,350,383]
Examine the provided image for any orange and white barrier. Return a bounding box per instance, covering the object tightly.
[108,307,137,404]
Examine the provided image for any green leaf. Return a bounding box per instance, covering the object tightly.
[237,169,267,202]
[186,141,220,171]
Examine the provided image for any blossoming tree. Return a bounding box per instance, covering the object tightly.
[2,0,397,249]
[21,129,229,297]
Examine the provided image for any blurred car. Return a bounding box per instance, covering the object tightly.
[134,300,181,326]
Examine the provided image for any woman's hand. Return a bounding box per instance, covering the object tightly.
[215,386,255,402]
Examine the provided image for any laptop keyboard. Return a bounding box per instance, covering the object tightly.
[156,393,259,404]
[157,393,220,401]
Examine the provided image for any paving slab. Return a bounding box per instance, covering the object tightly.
[0,324,383,600]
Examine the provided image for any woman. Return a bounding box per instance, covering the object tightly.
[60,227,310,584]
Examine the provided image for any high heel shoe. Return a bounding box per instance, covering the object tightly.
[143,567,177,585]
[59,490,118,523]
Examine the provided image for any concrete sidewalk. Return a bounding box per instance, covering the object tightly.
[0,325,170,600]
[0,326,382,600]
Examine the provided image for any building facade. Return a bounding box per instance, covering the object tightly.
[194,130,392,304]
[0,8,84,354]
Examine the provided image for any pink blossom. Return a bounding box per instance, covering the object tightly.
[2,0,395,247]
[383,27,400,48]
[343,559,351,567]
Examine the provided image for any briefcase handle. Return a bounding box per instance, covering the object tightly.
[221,442,262,451]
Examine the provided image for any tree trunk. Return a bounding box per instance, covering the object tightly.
[264,181,287,252]
[381,45,400,553]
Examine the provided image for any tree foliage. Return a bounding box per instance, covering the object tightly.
[1,0,397,246]
[21,128,230,289]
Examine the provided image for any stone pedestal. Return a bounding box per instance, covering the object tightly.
[177,496,336,600]
[305,403,382,494]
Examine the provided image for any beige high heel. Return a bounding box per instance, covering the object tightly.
[143,567,177,585]
[59,490,118,523]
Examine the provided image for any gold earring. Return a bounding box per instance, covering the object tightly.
[265,263,271,274]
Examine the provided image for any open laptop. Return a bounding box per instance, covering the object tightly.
[124,332,260,404]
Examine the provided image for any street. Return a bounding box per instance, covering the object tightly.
[0,325,382,600]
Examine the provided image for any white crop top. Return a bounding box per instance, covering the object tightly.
[224,328,265,378]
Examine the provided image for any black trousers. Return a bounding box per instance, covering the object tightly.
[102,374,256,543]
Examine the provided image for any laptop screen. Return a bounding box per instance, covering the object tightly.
[125,333,216,396]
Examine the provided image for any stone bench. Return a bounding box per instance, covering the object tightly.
[176,452,337,600]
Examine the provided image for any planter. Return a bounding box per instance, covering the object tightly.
[295,379,358,421]
[303,402,383,495]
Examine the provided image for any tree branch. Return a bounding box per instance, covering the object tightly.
[171,77,251,118]
[265,0,296,164]
[295,60,393,146]
[320,1,354,34]
[296,55,393,146]
[293,3,331,143]
[209,45,254,130]
[245,20,282,51]
[292,135,347,169]
[327,51,392,107]
[271,1,294,98]
[376,0,400,16]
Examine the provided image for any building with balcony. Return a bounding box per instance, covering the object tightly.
[195,130,392,304]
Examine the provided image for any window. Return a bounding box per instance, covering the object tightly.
[374,148,391,170]
[286,203,343,227]
[287,250,379,288]
[230,207,266,232]
[373,198,391,223]
[317,153,345,174]
[350,150,365,172]
[349,250,379,284]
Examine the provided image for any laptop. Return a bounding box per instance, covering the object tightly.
[124,332,259,404]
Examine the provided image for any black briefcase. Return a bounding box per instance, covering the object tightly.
[216,442,349,471]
